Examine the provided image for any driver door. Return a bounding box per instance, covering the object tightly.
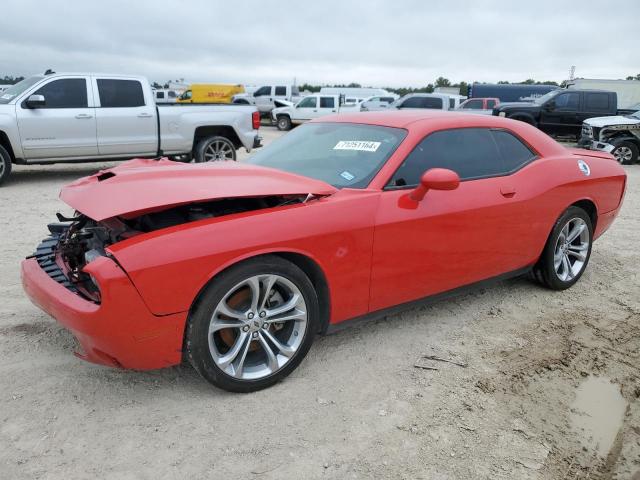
[369,127,540,312]
[292,96,318,122]
[16,77,98,159]
[539,91,580,136]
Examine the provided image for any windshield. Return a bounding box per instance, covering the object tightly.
[533,90,559,105]
[246,123,407,189]
[628,104,640,118]
[0,76,44,104]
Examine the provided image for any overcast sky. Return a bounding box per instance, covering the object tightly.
[0,0,637,87]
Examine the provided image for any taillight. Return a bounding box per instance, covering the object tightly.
[252,111,260,130]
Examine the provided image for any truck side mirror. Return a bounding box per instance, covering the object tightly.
[544,101,555,111]
[25,94,46,109]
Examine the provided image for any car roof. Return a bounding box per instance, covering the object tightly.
[310,110,568,157]
[314,110,511,128]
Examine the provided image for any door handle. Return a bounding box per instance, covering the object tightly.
[75,114,93,119]
[500,186,516,197]
[137,113,153,118]
[313,110,318,112]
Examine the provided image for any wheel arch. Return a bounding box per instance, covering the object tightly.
[185,250,332,344]
[570,198,598,231]
[0,130,16,162]
[508,113,536,126]
[193,126,242,151]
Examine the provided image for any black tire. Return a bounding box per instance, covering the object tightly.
[0,144,12,186]
[276,115,292,131]
[193,136,236,162]
[611,141,638,165]
[185,255,319,393]
[531,206,593,290]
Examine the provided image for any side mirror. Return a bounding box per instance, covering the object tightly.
[409,168,460,202]
[544,101,555,111]
[25,94,45,108]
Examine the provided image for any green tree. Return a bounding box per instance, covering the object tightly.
[626,74,640,81]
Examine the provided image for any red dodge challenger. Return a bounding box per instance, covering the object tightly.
[21,111,627,392]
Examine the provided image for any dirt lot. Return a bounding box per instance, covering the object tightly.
[1,127,638,479]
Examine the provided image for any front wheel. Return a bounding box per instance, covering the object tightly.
[611,141,638,165]
[531,206,593,290]
[0,144,12,186]
[277,115,292,131]
[194,136,237,162]
[185,256,319,392]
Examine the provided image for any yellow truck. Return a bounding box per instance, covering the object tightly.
[177,84,245,104]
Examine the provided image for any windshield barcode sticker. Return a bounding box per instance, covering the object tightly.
[334,141,381,152]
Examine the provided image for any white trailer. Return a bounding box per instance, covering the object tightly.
[567,79,640,109]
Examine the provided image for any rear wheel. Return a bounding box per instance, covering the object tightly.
[185,256,319,392]
[0,144,12,186]
[532,206,593,290]
[277,115,292,131]
[194,136,236,162]
[611,141,638,165]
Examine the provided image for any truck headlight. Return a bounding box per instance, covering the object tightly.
[498,112,506,117]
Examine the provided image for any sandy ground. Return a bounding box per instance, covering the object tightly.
[0,127,638,479]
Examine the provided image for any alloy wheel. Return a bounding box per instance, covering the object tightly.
[553,217,590,282]
[204,140,234,161]
[208,274,308,380]
[613,146,633,164]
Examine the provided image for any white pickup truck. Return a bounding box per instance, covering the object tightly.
[232,84,302,114]
[270,94,360,130]
[0,73,261,185]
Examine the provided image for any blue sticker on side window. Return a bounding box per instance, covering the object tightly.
[340,171,355,181]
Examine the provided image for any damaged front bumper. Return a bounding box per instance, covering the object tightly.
[577,137,615,153]
[21,230,187,370]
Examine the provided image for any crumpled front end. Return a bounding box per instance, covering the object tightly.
[21,221,186,370]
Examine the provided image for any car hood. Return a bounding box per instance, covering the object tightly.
[584,115,640,127]
[60,158,337,221]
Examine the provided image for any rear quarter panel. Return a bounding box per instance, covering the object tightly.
[158,104,258,153]
[108,190,380,323]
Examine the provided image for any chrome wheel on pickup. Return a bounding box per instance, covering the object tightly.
[185,255,319,392]
[612,141,638,165]
[194,135,237,162]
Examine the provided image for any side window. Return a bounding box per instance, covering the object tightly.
[297,96,317,108]
[168,91,176,98]
[97,79,145,108]
[320,97,335,108]
[421,97,443,109]
[449,98,456,109]
[156,91,165,99]
[381,97,394,103]
[491,130,536,172]
[463,99,483,109]
[553,92,579,110]
[585,93,610,112]
[32,78,88,108]
[274,86,287,96]
[389,128,503,187]
[486,99,497,109]
[253,86,271,97]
